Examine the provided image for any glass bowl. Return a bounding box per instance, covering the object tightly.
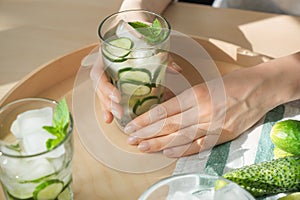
[139,173,255,200]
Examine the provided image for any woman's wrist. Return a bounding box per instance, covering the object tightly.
[223,52,300,116]
[250,52,300,109]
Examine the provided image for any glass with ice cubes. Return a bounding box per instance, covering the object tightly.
[98,10,171,130]
[139,173,255,200]
[0,98,73,200]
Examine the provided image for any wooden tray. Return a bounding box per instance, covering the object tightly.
[0,36,271,200]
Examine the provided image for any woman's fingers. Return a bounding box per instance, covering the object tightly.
[124,87,200,133]
[163,133,222,158]
[90,52,122,122]
[133,124,209,152]
[167,56,182,74]
[162,127,233,158]
[127,106,206,143]
[103,109,114,123]
[127,121,228,158]
[90,51,121,103]
[98,90,123,119]
[163,137,206,158]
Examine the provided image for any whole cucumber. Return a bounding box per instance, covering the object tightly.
[223,156,300,197]
[270,119,300,155]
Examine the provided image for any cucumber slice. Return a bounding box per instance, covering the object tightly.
[102,37,133,62]
[33,179,64,200]
[133,96,159,115]
[102,48,127,62]
[118,68,151,83]
[214,179,229,191]
[7,189,33,200]
[57,187,72,200]
[120,81,151,96]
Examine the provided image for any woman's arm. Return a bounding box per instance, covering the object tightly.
[124,52,300,157]
[250,51,300,109]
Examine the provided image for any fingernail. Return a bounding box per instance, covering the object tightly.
[124,124,136,134]
[111,108,121,119]
[138,142,150,152]
[163,149,174,157]
[127,136,138,144]
[103,112,108,122]
[109,94,120,103]
[171,62,182,72]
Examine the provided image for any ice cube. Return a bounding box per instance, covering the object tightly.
[132,53,162,70]
[214,183,251,200]
[116,20,143,41]
[0,156,55,182]
[22,129,56,155]
[17,158,55,181]
[47,155,65,171]
[11,107,53,138]
[0,156,24,178]
[131,48,155,59]
[169,191,202,200]
[0,141,22,156]
[116,20,150,49]
[193,189,215,200]
[8,107,67,156]
[46,145,65,158]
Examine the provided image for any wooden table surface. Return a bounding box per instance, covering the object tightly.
[1,1,300,199]
[1,0,300,100]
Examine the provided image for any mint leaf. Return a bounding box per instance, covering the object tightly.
[128,18,167,44]
[128,21,151,38]
[53,98,69,130]
[43,98,70,150]
[149,18,162,37]
[128,21,149,29]
[46,138,62,150]
[42,126,58,137]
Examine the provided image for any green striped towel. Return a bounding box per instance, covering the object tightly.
[172,100,300,199]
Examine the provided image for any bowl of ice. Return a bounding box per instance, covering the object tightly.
[139,173,255,200]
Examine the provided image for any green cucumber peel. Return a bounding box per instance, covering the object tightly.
[270,119,300,155]
[223,156,300,197]
[133,96,159,115]
[43,98,70,151]
[33,179,64,200]
[120,81,152,96]
[118,67,152,83]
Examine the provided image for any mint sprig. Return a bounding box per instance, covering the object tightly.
[128,18,167,44]
[43,98,70,150]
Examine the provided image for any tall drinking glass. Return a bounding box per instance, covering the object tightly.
[0,98,73,200]
[98,10,171,130]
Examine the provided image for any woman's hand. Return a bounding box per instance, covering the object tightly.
[89,50,181,123]
[123,60,296,158]
[90,52,123,123]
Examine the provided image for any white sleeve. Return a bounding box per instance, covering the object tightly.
[212,0,232,8]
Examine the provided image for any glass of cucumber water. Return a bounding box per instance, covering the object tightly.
[98,10,171,130]
[0,98,73,200]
